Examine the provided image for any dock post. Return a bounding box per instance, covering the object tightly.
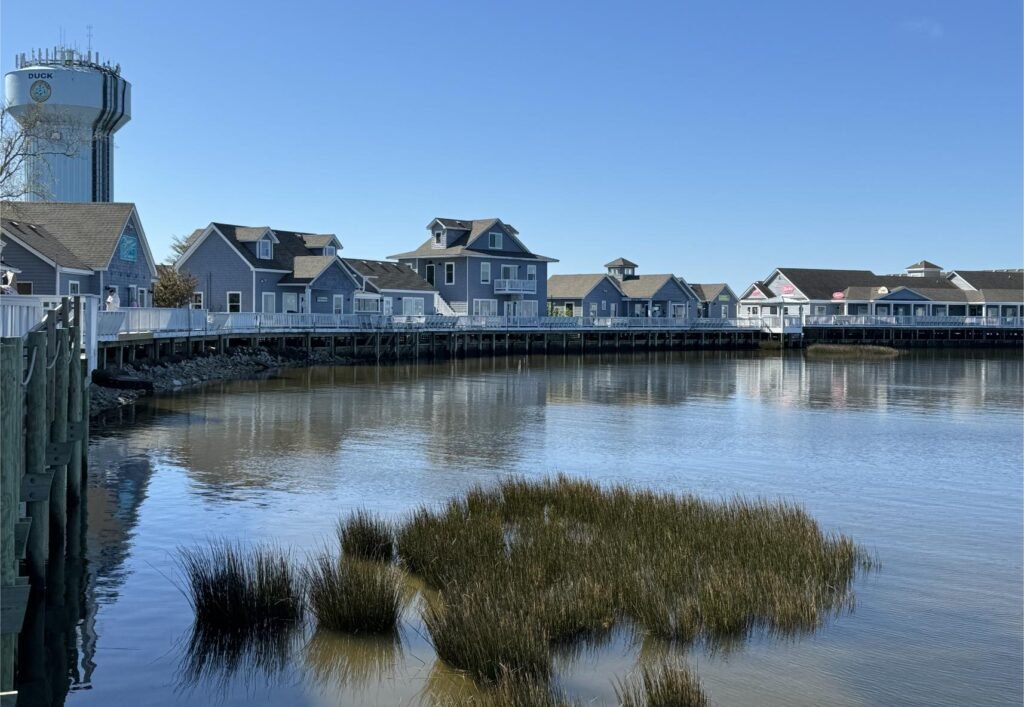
[24,332,49,587]
[1,337,24,694]
[67,321,83,507]
[49,313,71,552]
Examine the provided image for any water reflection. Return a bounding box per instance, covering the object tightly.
[18,351,1023,707]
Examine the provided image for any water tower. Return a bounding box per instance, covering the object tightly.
[4,46,131,202]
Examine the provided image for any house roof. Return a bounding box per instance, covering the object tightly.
[690,283,730,302]
[190,223,322,272]
[774,268,878,300]
[392,218,554,261]
[1,201,140,270]
[1,218,91,270]
[907,260,942,270]
[547,274,621,299]
[301,234,338,249]
[951,269,1023,290]
[343,258,435,292]
[605,257,638,268]
[617,274,681,299]
[285,255,338,283]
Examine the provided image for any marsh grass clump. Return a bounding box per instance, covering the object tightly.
[305,552,403,633]
[339,509,395,562]
[806,343,900,358]
[398,475,871,686]
[614,661,707,707]
[179,541,303,633]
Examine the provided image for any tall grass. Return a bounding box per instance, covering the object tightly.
[179,541,303,632]
[339,508,395,562]
[614,661,707,707]
[305,552,404,633]
[806,343,900,358]
[399,475,871,686]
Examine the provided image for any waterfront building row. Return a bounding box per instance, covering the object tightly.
[2,202,1021,320]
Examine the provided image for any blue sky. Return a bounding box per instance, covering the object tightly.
[3,0,1021,289]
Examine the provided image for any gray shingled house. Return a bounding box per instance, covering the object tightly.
[690,283,739,319]
[342,258,437,315]
[389,218,557,317]
[175,223,380,314]
[547,258,699,318]
[0,201,157,304]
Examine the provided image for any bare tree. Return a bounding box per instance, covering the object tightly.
[1,103,91,201]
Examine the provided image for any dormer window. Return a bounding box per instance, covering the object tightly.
[488,232,503,249]
[258,238,272,260]
[434,231,442,245]
[324,245,336,257]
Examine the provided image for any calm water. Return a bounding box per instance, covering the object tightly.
[26,351,1023,706]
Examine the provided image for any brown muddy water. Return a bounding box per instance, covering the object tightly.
[28,350,1023,706]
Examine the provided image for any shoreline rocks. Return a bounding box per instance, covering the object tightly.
[89,347,355,417]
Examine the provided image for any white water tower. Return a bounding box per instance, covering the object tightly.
[4,46,131,202]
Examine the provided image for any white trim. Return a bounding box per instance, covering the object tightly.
[101,206,159,279]
[472,298,498,316]
[444,262,455,285]
[227,290,242,313]
[58,266,92,275]
[488,231,503,249]
[526,264,537,281]
[332,294,345,314]
[68,280,80,296]
[177,225,253,272]
[480,262,491,284]
[257,238,273,260]
[192,291,204,310]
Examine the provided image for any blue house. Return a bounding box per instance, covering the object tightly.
[547,258,699,318]
[389,218,557,317]
[175,223,389,314]
[0,201,158,305]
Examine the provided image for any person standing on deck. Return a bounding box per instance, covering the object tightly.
[106,287,120,311]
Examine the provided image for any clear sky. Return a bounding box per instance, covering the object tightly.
[3,0,1021,289]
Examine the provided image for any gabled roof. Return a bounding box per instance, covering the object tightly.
[604,257,638,268]
[301,234,339,249]
[547,274,623,299]
[948,270,1023,303]
[280,255,345,284]
[774,268,878,300]
[690,283,732,302]
[0,201,147,271]
[907,260,942,270]
[212,223,272,243]
[1,218,91,270]
[343,258,435,292]
[617,274,683,300]
[392,217,556,262]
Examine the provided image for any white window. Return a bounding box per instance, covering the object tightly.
[601,300,607,311]
[138,289,147,307]
[814,305,826,314]
[480,262,491,284]
[257,239,272,260]
[488,232,503,249]
[333,295,345,314]
[635,303,643,315]
[282,292,299,313]
[355,297,381,313]
[590,303,599,316]
[433,231,442,245]
[473,299,498,316]
[517,300,538,317]
[262,292,276,313]
[527,265,536,281]
[402,297,425,315]
[721,305,729,317]
[192,291,204,310]
[324,245,336,257]
[68,281,80,296]
[444,262,455,285]
[500,264,517,280]
[128,285,137,308]
[227,291,242,313]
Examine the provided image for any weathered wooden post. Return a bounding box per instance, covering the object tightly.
[1,337,25,694]
[49,304,71,551]
[23,331,50,586]
[67,301,83,507]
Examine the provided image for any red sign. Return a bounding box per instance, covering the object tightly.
[750,289,764,298]
[832,291,845,300]
[780,284,795,295]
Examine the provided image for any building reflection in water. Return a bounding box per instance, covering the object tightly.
[15,351,1021,705]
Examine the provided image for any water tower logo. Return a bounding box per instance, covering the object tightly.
[29,79,51,102]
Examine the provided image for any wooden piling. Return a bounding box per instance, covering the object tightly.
[23,332,49,587]
[67,323,83,506]
[1,337,24,693]
[48,323,70,550]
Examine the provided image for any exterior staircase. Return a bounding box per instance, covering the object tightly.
[433,292,458,317]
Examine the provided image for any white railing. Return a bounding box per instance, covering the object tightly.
[804,315,1024,329]
[89,310,1024,342]
[0,295,47,338]
[493,279,537,294]
[433,293,458,317]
